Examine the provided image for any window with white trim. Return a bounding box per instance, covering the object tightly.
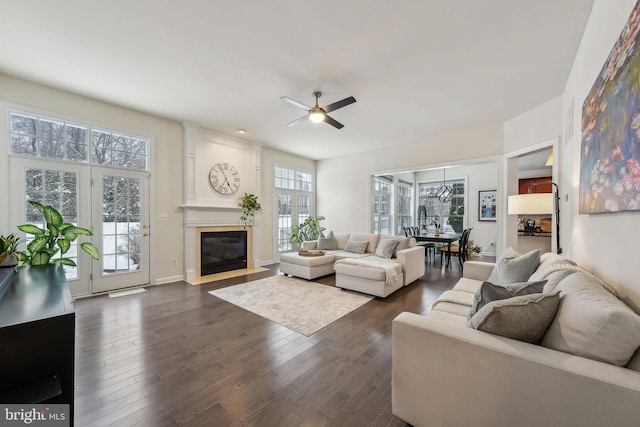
[275,166,314,252]
[397,180,412,234]
[373,176,392,234]
[418,179,466,233]
[9,111,149,171]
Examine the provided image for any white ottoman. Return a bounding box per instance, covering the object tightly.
[279,252,336,280]
[334,258,404,298]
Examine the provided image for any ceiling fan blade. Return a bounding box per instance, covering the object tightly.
[323,115,344,129]
[286,115,309,127]
[281,96,311,110]
[322,96,356,113]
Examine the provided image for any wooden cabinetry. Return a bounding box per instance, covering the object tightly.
[0,265,75,423]
[518,177,552,194]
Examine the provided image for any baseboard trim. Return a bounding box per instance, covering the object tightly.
[155,275,185,285]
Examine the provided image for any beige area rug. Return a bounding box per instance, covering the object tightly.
[208,275,373,336]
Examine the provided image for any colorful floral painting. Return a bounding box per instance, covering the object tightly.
[580,2,640,214]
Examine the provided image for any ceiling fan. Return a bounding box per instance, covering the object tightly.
[281,91,356,129]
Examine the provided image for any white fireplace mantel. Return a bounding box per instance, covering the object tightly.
[181,123,263,281]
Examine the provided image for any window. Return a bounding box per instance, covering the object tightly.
[418,179,466,232]
[91,130,148,170]
[10,112,88,162]
[24,168,80,279]
[275,166,314,252]
[9,111,149,171]
[373,176,392,234]
[397,181,412,234]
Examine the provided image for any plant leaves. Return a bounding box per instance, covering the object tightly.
[27,237,49,253]
[31,251,51,265]
[17,224,45,235]
[29,200,46,213]
[0,253,6,263]
[48,223,59,238]
[51,258,77,266]
[63,226,93,236]
[81,242,100,260]
[57,238,71,254]
[43,205,64,227]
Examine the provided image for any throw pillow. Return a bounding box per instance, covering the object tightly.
[393,236,412,257]
[375,239,400,259]
[540,272,640,366]
[467,280,547,320]
[487,247,541,285]
[344,240,368,254]
[317,231,337,250]
[468,293,560,344]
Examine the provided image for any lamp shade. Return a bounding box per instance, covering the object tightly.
[508,193,553,215]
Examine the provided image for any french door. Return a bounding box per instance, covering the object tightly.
[10,158,150,295]
[276,191,311,252]
[91,167,149,293]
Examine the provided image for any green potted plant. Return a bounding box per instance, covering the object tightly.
[290,216,326,247]
[466,240,482,258]
[238,193,262,227]
[0,233,21,267]
[17,201,100,266]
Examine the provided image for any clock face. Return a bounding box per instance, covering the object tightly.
[209,162,240,195]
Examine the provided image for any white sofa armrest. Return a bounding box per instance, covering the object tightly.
[392,312,640,427]
[462,260,494,281]
[396,246,425,285]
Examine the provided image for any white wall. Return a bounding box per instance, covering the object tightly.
[503,96,563,153]
[562,0,640,310]
[317,122,502,243]
[0,74,185,290]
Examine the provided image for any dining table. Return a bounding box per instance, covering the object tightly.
[414,232,462,267]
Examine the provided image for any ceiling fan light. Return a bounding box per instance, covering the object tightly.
[309,108,325,123]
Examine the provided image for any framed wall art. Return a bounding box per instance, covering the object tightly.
[478,190,497,221]
[580,2,640,214]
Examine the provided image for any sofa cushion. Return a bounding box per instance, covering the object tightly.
[538,252,576,269]
[344,240,369,254]
[349,233,380,253]
[375,238,400,259]
[317,231,338,250]
[540,272,640,366]
[333,251,372,260]
[334,258,402,281]
[467,293,560,344]
[487,247,540,285]
[540,268,580,293]
[333,233,350,250]
[468,280,547,319]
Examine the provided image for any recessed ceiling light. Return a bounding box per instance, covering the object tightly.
[236,129,246,134]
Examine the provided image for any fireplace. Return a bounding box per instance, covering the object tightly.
[200,230,247,276]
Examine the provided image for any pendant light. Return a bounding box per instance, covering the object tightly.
[436,168,452,202]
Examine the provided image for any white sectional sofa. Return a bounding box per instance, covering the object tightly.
[392,250,640,427]
[279,232,425,298]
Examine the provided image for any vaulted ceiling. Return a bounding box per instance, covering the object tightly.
[0,1,594,160]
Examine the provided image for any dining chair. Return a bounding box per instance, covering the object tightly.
[439,228,472,268]
[411,226,436,260]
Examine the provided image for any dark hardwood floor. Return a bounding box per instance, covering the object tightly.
[74,255,494,426]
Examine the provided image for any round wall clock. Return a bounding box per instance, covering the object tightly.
[209,162,240,195]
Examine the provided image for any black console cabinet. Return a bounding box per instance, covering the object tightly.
[0,265,75,423]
